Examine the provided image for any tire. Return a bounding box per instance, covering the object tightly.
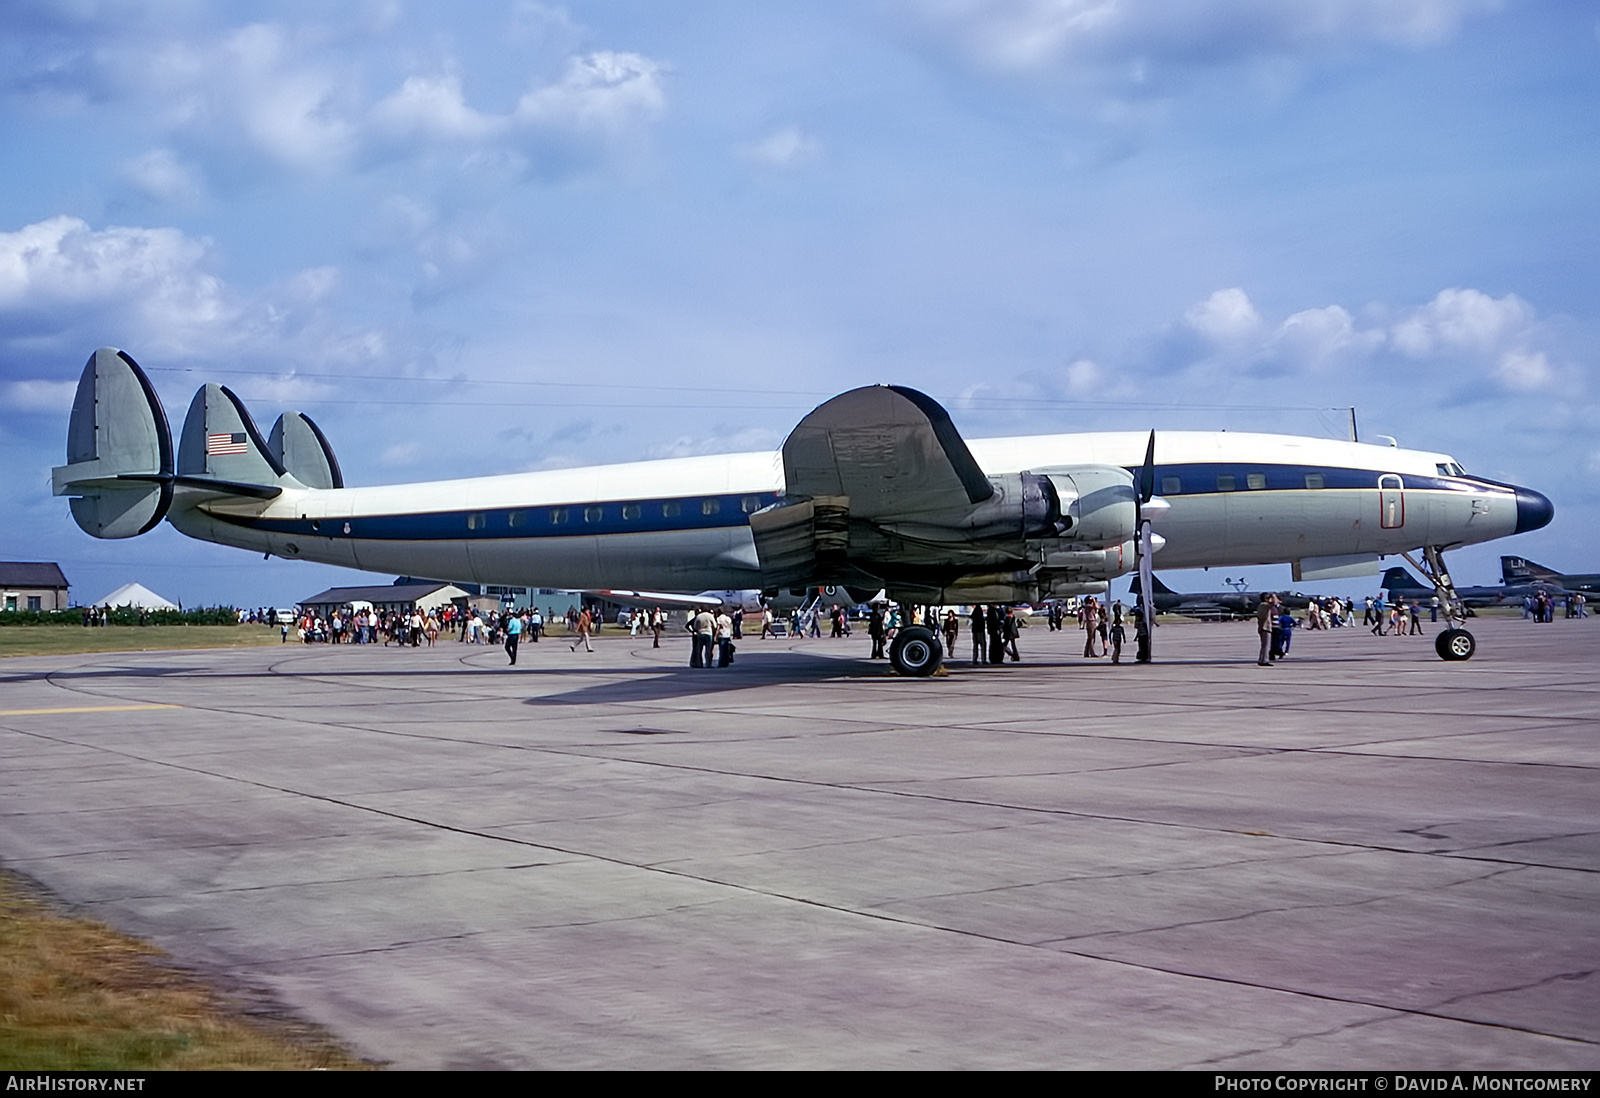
[1436,628,1476,661]
[889,626,943,677]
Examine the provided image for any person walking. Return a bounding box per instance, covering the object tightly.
[505,611,522,664]
[1256,593,1280,665]
[570,607,593,652]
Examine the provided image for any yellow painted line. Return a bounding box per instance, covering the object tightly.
[0,704,182,716]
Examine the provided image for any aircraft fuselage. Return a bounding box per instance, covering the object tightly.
[168,430,1545,594]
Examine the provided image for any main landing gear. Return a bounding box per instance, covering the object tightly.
[1404,545,1475,662]
[889,625,943,677]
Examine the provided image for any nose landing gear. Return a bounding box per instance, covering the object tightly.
[1404,545,1475,662]
[1435,628,1476,661]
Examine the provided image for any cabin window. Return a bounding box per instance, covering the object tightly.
[1161,476,1181,495]
[508,510,529,528]
[622,503,642,520]
[702,498,721,515]
[584,506,603,524]
[662,501,682,518]
[1246,473,1267,490]
[1305,473,1325,489]
[550,508,569,526]
[1216,474,1236,492]
[467,513,486,531]
[741,495,761,514]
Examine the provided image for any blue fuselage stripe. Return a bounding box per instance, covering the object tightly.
[218,466,1504,542]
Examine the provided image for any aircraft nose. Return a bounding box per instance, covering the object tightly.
[1514,487,1555,534]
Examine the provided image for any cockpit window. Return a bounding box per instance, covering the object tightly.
[1436,462,1467,477]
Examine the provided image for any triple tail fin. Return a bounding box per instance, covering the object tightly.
[55,348,346,540]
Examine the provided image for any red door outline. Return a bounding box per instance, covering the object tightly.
[1379,475,1404,529]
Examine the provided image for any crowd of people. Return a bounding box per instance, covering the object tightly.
[268,580,1590,673]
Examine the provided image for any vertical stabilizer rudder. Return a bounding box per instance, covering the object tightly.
[269,411,344,489]
[52,348,174,539]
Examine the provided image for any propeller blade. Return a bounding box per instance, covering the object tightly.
[1138,518,1155,662]
[1138,430,1156,505]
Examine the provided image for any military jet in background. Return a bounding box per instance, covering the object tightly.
[1127,575,1310,619]
[1501,557,1599,595]
[1381,566,1565,611]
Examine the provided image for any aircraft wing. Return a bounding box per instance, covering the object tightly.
[751,385,1005,592]
[751,385,1141,602]
[589,589,728,611]
[780,385,995,518]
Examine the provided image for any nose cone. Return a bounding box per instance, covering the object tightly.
[1514,487,1555,535]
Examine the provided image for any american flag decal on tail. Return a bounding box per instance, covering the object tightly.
[206,432,248,456]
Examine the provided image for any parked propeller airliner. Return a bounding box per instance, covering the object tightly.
[53,348,1554,673]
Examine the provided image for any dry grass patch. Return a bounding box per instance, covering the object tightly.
[0,871,375,1071]
[0,625,283,659]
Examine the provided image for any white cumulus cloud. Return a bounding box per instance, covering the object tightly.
[1185,287,1262,343]
[0,215,222,327]
[1390,287,1533,358]
[1171,284,1564,394]
[1270,304,1385,369]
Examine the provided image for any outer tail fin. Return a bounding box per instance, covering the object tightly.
[269,411,343,489]
[52,348,174,539]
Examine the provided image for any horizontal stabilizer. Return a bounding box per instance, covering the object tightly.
[270,411,344,490]
[178,384,289,487]
[52,348,174,539]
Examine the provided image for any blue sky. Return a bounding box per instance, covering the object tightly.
[2,0,1595,609]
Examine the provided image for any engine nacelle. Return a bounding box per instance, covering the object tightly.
[1041,541,1136,577]
[1040,466,1139,548]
